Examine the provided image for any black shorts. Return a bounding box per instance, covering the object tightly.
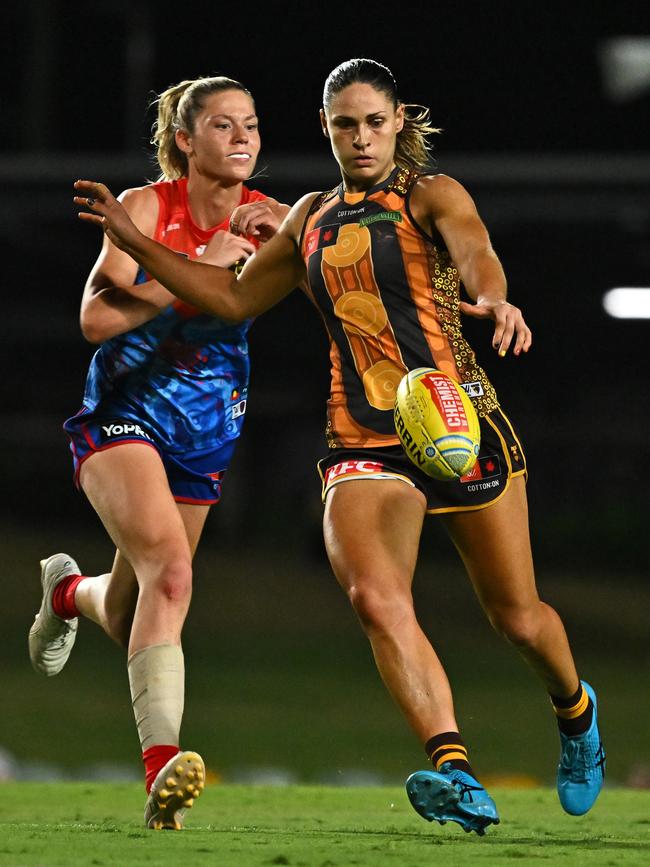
[317,407,526,514]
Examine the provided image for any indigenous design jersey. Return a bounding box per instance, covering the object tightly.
[81,178,266,453]
[301,166,499,448]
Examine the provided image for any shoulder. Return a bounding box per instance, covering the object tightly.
[284,191,325,235]
[117,184,161,236]
[410,173,479,220]
[412,173,472,203]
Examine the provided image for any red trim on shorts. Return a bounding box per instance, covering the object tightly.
[173,495,218,505]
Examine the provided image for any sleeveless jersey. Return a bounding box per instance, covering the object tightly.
[80,179,266,454]
[301,166,499,449]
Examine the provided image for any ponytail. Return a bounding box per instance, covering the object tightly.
[395,104,441,173]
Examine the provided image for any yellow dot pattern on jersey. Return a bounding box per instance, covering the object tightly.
[431,248,499,417]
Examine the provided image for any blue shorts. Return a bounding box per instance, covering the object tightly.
[63,408,237,505]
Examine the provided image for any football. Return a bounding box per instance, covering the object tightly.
[394,368,481,481]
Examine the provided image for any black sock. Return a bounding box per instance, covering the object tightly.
[551,682,593,736]
[425,731,475,776]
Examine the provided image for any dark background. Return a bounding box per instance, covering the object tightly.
[1,0,648,785]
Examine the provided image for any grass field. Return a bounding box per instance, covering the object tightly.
[1,784,649,866]
[4,520,648,788]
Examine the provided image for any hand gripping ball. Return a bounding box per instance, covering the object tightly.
[394,368,481,481]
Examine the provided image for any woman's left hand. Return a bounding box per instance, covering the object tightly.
[74,180,145,256]
[459,297,532,357]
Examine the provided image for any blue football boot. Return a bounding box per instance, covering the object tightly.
[557,681,605,815]
[406,762,500,836]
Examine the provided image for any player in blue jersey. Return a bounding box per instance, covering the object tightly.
[28,75,288,829]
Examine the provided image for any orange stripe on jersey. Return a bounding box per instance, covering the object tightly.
[320,223,407,412]
[393,208,459,382]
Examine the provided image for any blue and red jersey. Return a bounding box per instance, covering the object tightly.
[79,179,266,454]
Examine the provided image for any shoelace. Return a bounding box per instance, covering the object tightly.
[452,779,485,804]
[561,737,605,781]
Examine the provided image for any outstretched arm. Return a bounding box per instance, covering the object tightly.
[74,181,308,322]
[411,175,532,357]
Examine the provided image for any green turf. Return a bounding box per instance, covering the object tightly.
[0,784,649,866]
[3,522,649,786]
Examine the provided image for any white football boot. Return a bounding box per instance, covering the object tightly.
[28,553,80,676]
[144,750,206,830]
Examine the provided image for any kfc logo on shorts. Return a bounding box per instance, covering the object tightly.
[325,459,384,486]
[100,421,153,442]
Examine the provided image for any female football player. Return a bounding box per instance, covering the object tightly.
[74,58,605,835]
[30,74,288,830]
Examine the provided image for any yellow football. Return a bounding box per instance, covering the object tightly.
[394,368,481,481]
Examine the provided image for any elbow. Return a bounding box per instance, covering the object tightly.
[79,314,108,344]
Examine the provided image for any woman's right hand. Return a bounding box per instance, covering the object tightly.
[197,230,256,268]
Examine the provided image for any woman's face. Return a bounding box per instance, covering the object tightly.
[177,89,261,183]
[321,83,404,190]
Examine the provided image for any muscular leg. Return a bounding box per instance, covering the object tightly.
[75,503,209,648]
[79,443,208,821]
[79,443,208,654]
[442,475,579,698]
[323,479,459,742]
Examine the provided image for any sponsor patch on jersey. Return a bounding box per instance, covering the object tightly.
[459,380,484,398]
[305,224,340,257]
[359,210,402,227]
[460,454,501,483]
[99,420,154,443]
[337,207,366,218]
[230,399,247,420]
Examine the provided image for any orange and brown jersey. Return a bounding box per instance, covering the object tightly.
[300,166,499,448]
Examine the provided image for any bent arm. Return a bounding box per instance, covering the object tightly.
[411,175,531,356]
[80,187,175,343]
[75,181,311,322]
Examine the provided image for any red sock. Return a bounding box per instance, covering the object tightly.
[51,574,86,619]
[143,744,180,793]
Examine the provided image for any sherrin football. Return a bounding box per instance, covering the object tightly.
[394,368,481,481]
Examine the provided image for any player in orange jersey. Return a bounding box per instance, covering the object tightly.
[29,75,288,829]
[74,58,605,833]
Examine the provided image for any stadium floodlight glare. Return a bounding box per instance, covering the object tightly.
[598,37,650,102]
[603,287,650,319]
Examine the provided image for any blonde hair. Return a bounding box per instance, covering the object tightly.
[396,104,441,173]
[323,58,441,173]
[151,76,253,180]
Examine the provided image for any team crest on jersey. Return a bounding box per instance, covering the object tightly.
[305,224,340,257]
